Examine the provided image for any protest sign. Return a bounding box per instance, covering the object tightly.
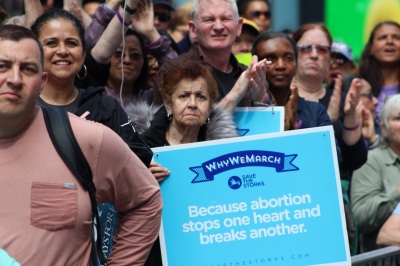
[234,107,284,136]
[153,126,350,266]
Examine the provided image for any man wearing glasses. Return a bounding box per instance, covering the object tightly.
[153,0,174,30]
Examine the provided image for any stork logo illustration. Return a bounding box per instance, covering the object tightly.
[228,176,242,189]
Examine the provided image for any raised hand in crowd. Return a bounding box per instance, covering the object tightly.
[327,74,342,124]
[285,81,300,130]
[218,56,272,112]
[248,57,270,105]
[63,0,92,27]
[24,0,42,27]
[342,78,362,145]
[131,0,160,43]
[91,0,140,64]
[360,104,378,146]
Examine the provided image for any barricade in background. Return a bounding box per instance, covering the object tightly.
[351,246,400,266]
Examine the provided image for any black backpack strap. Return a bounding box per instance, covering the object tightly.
[42,106,107,265]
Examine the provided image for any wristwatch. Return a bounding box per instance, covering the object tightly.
[121,0,136,14]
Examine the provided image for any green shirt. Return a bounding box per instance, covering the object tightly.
[351,146,400,251]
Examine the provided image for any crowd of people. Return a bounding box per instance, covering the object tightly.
[1,0,400,264]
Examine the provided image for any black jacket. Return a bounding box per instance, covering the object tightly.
[140,104,239,148]
[37,86,153,167]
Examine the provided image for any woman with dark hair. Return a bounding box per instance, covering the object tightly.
[105,29,152,105]
[31,7,153,167]
[251,31,331,130]
[80,0,179,108]
[359,20,400,118]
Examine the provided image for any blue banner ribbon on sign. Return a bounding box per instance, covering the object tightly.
[190,150,299,183]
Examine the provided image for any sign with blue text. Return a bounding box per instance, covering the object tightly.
[152,126,350,266]
[234,106,284,136]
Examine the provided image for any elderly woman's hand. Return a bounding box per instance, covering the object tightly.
[149,160,170,183]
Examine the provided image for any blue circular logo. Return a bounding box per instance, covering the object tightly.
[228,176,242,190]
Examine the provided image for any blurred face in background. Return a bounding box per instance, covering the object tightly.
[154,4,172,30]
[232,27,258,54]
[167,8,191,43]
[147,53,159,89]
[109,35,144,85]
[327,52,355,85]
[243,1,270,32]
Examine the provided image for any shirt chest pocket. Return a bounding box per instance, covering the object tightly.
[31,182,78,231]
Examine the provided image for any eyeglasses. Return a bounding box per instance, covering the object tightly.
[360,91,375,100]
[330,55,350,66]
[249,10,271,19]
[297,45,330,55]
[113,51,143,60]
[154,12,171,23]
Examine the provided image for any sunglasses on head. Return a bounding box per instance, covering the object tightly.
[154,12,171,22]
[297,45,330,55]
[250,10,271,19]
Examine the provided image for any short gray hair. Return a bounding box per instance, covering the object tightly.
[379,94,400,146]
[191,0,239,25]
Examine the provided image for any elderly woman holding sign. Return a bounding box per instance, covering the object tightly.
[140,59,238,154]
[128,60,238,266]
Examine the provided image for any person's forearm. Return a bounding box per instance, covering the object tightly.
[24,0,42,27]
[81,9,93,28]
[342,111,361,146]
[377,214,400,247]
[146,36,178,65]
[106,0,123,10]
[142,26,161,43]
[377,229,400,247]
[217,92,242,113]
[85,4,115,47]
[91,6,134,64]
